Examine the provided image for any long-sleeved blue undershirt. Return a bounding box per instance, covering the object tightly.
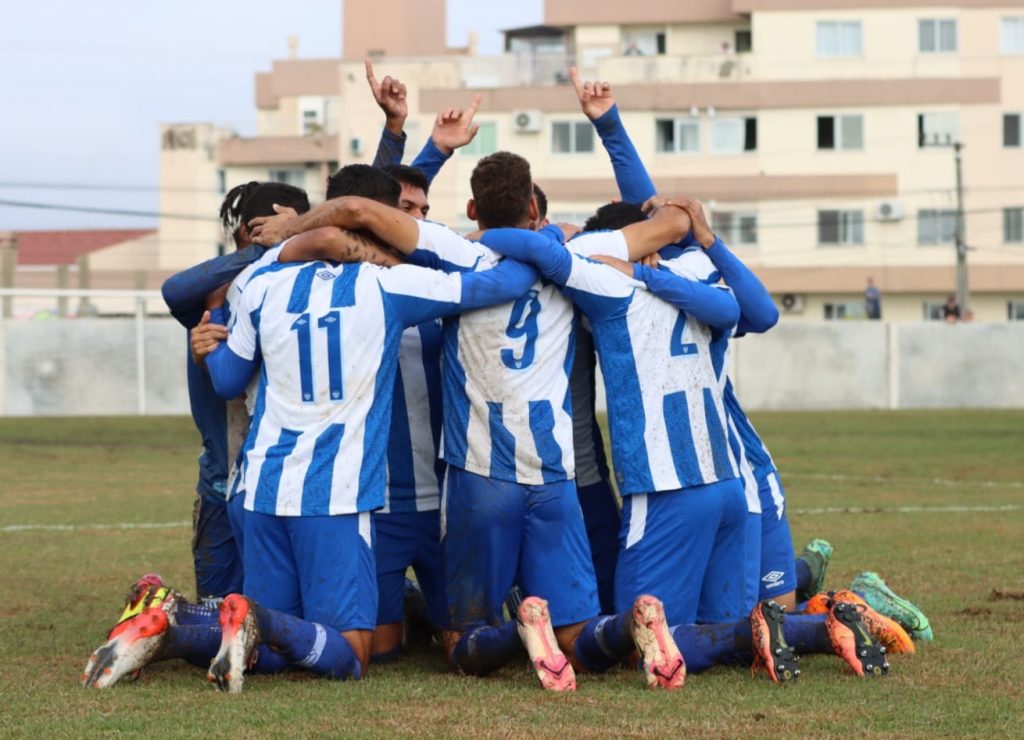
[702,239,779,336]
[592,105,656,205]
[371,127,451,185]
[409,138,451,183]
[631,263,739,333]
[205,258,539,401]
[161,246,267,329]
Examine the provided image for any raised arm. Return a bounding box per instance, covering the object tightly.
[570,68,656,204]
[161,246,266,329]
[366,60,409,168]
[410,94,482,183]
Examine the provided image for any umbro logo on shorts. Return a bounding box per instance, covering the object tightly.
[316,270,336,281]
[761,571,785,589]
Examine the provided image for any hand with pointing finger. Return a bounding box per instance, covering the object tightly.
[431,94,482,155]
[569,67,615,122]
[365,59,408,135]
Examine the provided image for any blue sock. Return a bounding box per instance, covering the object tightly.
[669,621,751,674]
[795,559,812,594]
[175,602,219,626]
[252,604,361,680]
[782,614,831,654]
[251,646,289,675]
[573,611,634,673]
[453,621,523,676]
[159,624,222,667]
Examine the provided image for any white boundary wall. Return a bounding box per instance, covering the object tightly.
[2,290,1022,416]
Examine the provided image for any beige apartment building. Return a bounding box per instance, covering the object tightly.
[159,0,1024,323]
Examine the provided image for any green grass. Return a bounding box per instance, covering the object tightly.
[1,412,1022,737]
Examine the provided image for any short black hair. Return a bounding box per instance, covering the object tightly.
[326,164,401,206]
[470,151,533,229]
[533,183,548,221]
[583,201,646,232]
[220,181,310,242]
[381,164,430,196]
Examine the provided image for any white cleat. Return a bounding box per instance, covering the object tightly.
[207,594,259,694]
[516,596,576,692]
[81,608,170,688]
[632,595,686,690]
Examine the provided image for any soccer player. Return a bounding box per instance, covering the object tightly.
[247,158,694,692]
[161,181,310,601]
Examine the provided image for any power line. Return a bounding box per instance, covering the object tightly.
[0,198,216,222]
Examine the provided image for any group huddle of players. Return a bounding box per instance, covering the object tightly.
[81,65,932,694]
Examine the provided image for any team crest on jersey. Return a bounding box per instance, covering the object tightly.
[316,270,336,281]
[761,571,785,588]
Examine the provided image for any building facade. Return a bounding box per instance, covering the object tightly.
[158,0,1024,322]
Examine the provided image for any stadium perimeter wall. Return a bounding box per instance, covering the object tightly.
[0,319,1022,416]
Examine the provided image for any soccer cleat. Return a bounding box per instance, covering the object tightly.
[82,607,170,688]
[114,574,176,628]
[850,571,933,641]
[803,591,833,616]
[516,596,576,692]
[631,595,685,690]
[750,600,799,684]
[208,594,260,694]
[826,601,889,677]
[831,590,915,655]
[796,538,833,602]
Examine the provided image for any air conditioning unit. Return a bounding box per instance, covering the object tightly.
[875,200,904,222]
[512,110,542,133]
[780,293,806,314]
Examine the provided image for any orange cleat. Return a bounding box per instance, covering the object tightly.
[831,590,915,655]
[632,595,685,690]
[208,594,260,693]
[750,600,799,683]
[826,601,889,677]
[82,607,170,688]
[802,591,833,616]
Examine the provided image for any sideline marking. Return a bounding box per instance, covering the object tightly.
[0,520,190,533]
[787,472,1024,489]
[792,504,1021,515]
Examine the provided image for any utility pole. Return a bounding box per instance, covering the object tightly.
[953,142,969,315]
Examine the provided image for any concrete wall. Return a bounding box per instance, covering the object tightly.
[1,318,1021,416]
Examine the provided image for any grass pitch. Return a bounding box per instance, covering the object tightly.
[1,411,1022,737]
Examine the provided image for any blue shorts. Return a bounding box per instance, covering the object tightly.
[374,509,448,629]
[757,470,797,600]
[743,511,762,612]
[615,478,747,626]
[192,492,244,600]
[442,466,599,630]
[243,510,377,632]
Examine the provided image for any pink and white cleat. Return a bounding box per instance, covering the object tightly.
[516,596,576,692]
[632,595,686,690]
[81,607,170,688]
[207,594,260,693]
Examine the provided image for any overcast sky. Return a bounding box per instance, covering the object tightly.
[0,0,543,230]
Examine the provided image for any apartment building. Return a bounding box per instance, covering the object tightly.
[158,0,1024,322]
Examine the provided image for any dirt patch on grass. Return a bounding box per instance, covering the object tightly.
[988,589,1024,601]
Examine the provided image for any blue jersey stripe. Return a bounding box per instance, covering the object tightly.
[386,365,417,513]
[724,381,774,474]
[300,423,346,515]
[487,401,517,480]
[441,317,470,470]
[702,388,734,481]
[662,391,702,486]
[253,427,301,513]
[286,263,321,314]
[331,263,360,307]
[528,400,566,484]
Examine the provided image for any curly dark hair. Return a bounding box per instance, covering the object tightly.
[469,151,534,229]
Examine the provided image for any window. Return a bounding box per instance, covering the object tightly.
[655,118,700,153]
[1005,114,1022,147]
[918,209,958,245]
[459,122,498,157]
[818,210,864,245]
[923,302,947,321]
[824,302,865,320]
[816,21,862,57]
[1001,17,1024,54]
[712,211,758,246]
[298,97,326,135]
[735,29,752,53]
[1005,207,1024,243]
[268,169,305,188]
[710,117,757,153]
[1009,301,1024,321]
[551,121,594,153]
[918,112,960,147]
[817,115,864,150]
[623,29,666,56]
[919,19,957,53]
[216,169,226,194]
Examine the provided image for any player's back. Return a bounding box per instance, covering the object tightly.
[240,260,402,517]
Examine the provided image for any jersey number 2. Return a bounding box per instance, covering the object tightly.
[670,310,698,357]
[501,290,541,370]
[291,311,344,403]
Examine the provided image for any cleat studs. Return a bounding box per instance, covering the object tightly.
[775,648,782,655]
[880,646,887,653]
[860,650,867,657]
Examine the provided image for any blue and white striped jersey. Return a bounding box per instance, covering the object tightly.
[224,250,537,516]
[413,221,629,485]
[659,248,771,513]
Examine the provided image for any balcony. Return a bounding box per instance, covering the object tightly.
[594,53,754,84]
[218,134,339,167]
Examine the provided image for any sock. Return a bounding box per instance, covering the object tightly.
[175,602,220,626]
[452,621,523,677]
[669,621,752,674]
[251,604,361,680]
[573,611,634,673]
[251,646,289,675]
[795,558,812,594]
[158,624,222,667]
[782,613,831,654]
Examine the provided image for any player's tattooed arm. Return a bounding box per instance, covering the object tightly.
[278,227,403,267]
